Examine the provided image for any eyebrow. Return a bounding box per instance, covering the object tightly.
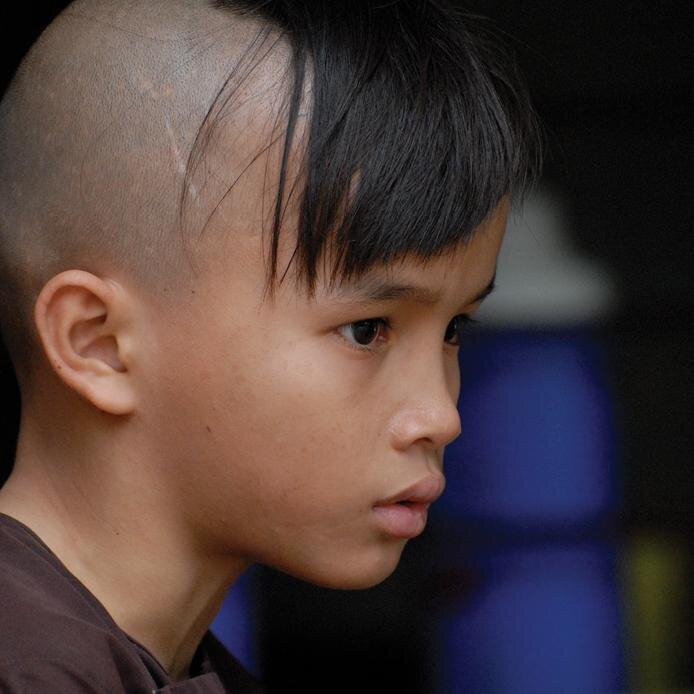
[331,271,497,306]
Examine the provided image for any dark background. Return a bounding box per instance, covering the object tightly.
[1,2,691,691]
[476,1,693,534]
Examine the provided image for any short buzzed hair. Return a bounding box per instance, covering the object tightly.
[0,0,542,379]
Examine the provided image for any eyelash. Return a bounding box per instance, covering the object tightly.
[336,315,478,354]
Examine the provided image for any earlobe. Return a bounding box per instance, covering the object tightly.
[34,270,137,415]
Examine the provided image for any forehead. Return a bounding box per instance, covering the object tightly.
[192,204,506,319]
[306,199,508,305]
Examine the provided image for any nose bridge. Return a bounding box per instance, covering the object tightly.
[389,350,462,451]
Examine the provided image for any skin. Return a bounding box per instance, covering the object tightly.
[0,0,509,682]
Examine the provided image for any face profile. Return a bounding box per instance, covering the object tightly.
[136,195,507,590]
[0,0,540,687]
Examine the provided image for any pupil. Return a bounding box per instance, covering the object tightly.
[352,320,378,345]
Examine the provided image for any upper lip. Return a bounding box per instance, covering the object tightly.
[375,473,446,506]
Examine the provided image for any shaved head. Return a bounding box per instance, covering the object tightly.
[0,0,541,386]
[0,0,294,380]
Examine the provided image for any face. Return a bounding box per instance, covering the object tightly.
[136,194,507,590]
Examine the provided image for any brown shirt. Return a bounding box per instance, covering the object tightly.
[0,513,266,693]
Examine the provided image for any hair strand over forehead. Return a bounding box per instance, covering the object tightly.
[209,0,543,298]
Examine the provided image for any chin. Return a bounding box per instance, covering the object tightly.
[277,542,406,591]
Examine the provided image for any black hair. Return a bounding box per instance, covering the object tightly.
[200,0,542,298]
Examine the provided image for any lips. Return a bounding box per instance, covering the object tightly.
[372,474,446,539]
[376,473,446,507]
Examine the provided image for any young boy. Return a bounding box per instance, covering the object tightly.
[0,0,541,690]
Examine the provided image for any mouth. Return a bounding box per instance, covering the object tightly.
[378,473,446,506]
[372,501,430,539]
[372,474,445,539]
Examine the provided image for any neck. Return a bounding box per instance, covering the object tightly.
[0,409,250,681]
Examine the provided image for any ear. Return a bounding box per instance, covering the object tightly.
[34,270,137,415]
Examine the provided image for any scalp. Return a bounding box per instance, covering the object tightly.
[0,0,291,379]
[0,0,542,385]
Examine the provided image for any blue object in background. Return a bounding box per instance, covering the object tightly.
[442,330,619,528]
[434,542,624,694]
[211,567,259,677]
[432,329,624,693]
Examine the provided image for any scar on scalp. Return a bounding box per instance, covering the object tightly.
[165,116,199,200]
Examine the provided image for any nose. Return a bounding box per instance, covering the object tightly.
[388,362,462,453]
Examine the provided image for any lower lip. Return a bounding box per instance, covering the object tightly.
[372,502,429,539]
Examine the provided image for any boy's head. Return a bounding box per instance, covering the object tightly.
[0,0,540,588]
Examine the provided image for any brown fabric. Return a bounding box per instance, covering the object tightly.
[0,513,266,693]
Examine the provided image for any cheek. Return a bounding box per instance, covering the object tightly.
[142,317,421,588]
[162,337,372,518]
[144,315,406,582]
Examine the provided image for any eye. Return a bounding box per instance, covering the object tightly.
[337,318,390,351]
[444,314,476,346]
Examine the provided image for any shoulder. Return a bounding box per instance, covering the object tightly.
[0,615,153,693]
[0,514,155,691]
[0,611,145,689]
[0,657,124,693]
[0,514,119,657]
[0,602,154,694]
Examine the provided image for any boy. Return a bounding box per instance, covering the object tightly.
[0,0,541,691]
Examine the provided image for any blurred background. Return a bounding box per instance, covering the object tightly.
[1,2,691,692]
